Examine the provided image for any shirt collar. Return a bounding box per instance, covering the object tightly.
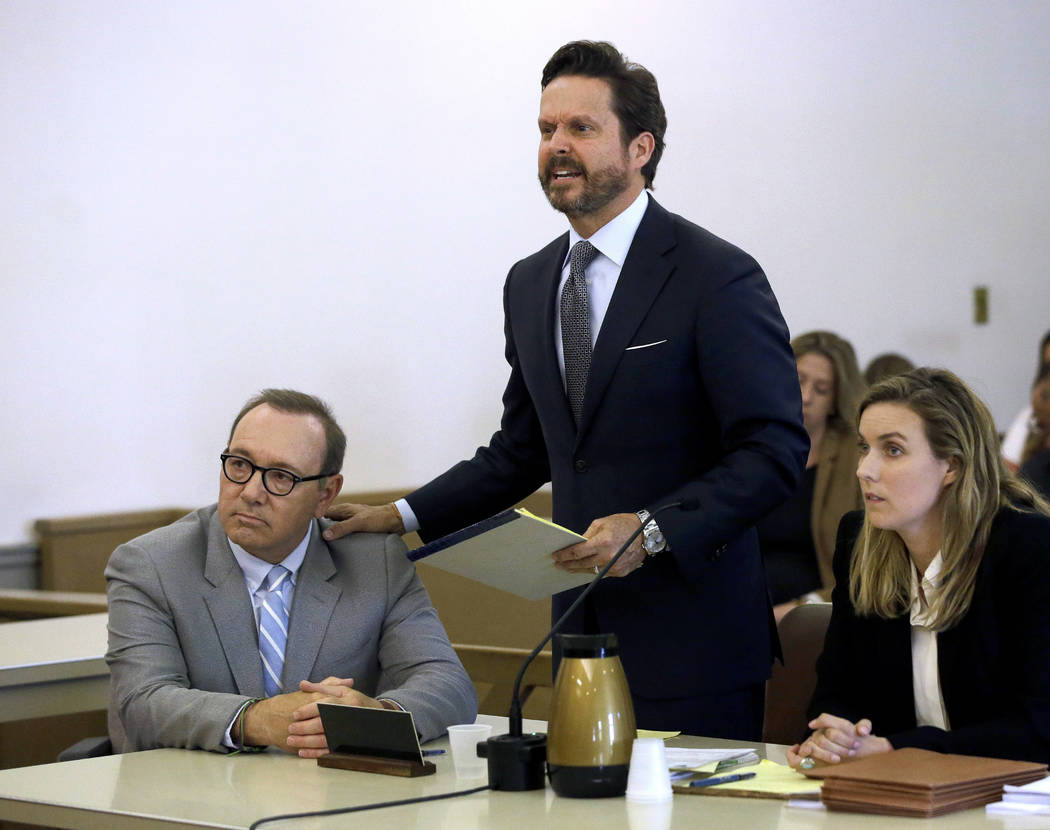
[921,552,944,589]
[910,550,944,625]
[564,189,650,268]
[228,522,312,594]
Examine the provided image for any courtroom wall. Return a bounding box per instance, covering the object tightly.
[2,0,1048,544]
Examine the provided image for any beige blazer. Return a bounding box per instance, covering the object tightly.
[811,426,862,598]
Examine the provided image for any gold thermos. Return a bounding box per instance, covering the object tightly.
[547,632,636,797]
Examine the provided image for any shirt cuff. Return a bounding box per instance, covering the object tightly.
[222,699,257,749]
[394,499,420,534]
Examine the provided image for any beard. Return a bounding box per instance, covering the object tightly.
[538,156,631,218]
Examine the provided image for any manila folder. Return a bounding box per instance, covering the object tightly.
[407,509,591,600]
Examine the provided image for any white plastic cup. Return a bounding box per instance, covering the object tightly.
[627,798,674,830]
[625,737,673,802]
[447,723,492,778]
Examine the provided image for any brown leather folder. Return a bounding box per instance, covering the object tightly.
[800,748,1047,817]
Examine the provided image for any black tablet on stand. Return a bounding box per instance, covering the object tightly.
[316,704,436,777]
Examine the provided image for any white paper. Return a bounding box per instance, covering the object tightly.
[664,747,758,771]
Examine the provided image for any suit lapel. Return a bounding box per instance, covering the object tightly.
[281,521,342,687]
[202,514,266,697]
[578,199,675,439]
[539,236,568,393]
[525,234,577,434]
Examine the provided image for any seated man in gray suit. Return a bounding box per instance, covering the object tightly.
[105,389,476,755]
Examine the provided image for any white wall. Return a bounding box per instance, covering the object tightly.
[2,0,1048,545]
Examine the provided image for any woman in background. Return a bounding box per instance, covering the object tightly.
[759,330,865,623]
[1018,364,1050,499]
[1002,329,1050,471]
[789,369,1050,766]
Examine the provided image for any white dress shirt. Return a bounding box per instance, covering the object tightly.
[397,189,651,534]
[910,552,951,730]
[553,188,650,381]
[229,526,310,626]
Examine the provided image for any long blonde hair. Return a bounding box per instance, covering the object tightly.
[850,368,1050,630]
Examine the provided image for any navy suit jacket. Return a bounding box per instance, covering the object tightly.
[409,196,807,699]
[810,509,1050,763]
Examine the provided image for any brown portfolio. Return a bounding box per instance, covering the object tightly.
[801,747,1047,817]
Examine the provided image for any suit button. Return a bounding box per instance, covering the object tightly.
[574,459,588,473]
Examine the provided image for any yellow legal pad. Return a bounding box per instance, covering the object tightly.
[673,760,822,800]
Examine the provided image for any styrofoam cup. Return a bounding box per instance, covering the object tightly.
[447,723,492,778]
[625,737,673,802]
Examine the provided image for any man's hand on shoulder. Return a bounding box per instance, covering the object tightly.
[552,513,645,577]
[323,503,404,542]
[286,676,387,758]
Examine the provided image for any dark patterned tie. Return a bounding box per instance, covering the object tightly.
[561,240,600,425]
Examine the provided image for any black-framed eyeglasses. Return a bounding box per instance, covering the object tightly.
[220,453,336,497]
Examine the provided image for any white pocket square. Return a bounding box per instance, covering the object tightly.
[625,339,668,352]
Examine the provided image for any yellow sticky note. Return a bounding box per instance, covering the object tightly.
[637,729,680,740]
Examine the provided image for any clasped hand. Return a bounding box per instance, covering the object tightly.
[787,713,892,768]
[242,676,383,758]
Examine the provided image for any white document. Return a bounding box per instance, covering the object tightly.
[1001,775,1050,804]
[664,747,759,771]
[408,508,591,601]
[986,801,1050,815]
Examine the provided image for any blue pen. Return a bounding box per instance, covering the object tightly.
[422,749,446,757]
[688,771,757,788]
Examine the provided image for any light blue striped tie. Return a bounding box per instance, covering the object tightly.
[258,565,292,698]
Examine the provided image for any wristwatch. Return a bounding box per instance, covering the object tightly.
[635,509,668,555]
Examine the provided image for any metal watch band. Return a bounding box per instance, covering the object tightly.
[635,509,667,555]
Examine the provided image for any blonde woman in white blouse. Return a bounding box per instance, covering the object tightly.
[788,368,1050,767]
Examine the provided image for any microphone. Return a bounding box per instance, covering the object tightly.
[480,499,698,790]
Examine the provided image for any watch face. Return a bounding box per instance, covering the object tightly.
[644,530,666,554]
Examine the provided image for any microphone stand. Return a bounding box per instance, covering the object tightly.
[481,499,695,790]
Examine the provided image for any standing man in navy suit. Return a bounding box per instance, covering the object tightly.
[327,41,807,740]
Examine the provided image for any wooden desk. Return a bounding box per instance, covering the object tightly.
[0,715,1039,830]
[0,613,109,722]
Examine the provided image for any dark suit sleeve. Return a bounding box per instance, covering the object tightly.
[886,511,1050,762]
[653,261,808,580]
[807,511,869,728]
[406,268,552,540]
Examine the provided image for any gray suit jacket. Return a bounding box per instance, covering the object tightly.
[105,505,476,752]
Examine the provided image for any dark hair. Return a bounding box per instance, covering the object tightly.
[863,352,915,386]
[541,40,667,189]
[1037,329,1050,381]
[229,389,346,476]
[1035,361,1050,388]
[1021,362,1050,465]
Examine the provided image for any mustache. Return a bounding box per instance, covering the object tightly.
[543,158,586,179]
